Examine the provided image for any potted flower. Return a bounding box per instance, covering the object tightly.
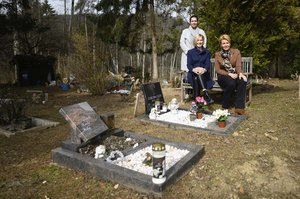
[212,109,230,128]
[191,96,207,119]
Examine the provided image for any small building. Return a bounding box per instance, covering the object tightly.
[14,55,56,86]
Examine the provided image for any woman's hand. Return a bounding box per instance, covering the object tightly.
[193,67,206,75]
[239,73,247,82]
[228,73,238,79]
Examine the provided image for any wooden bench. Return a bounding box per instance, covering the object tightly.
[180,57,253,106]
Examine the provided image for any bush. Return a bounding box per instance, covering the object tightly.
[83,73,108,95]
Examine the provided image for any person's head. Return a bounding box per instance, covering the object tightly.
[194,34,205,48]
[219,34,231,51]
[189,15,198,29]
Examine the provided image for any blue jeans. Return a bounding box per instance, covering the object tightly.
[217,75,247,109]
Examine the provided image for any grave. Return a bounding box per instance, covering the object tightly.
[52,102,204,196]
[0,117,59,137]
[136,82,246,135]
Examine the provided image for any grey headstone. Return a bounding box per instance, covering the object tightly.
[59,102,108,144]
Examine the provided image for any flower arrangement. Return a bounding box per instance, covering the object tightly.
[212,109,230,122]
[191,96,207,113]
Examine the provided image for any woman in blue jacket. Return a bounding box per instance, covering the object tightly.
[187,34,214,104]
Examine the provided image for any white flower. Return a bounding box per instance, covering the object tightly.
[212,109,230,121]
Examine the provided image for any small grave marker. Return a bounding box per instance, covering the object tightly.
[142,82,165,114]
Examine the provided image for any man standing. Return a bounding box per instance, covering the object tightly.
[180,15,207,72]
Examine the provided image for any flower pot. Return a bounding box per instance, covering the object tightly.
[218,121,226,128]
[196,112,203,119]
[190,114,196,121]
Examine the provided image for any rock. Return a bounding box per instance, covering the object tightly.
[265,133,278,141]
[114,184,119,189]
[232,131,239,137]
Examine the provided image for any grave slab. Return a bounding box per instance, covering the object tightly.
[136,110,246,136]
[53,102,204,196]
[0,117,59,137]
[139,82,245,135]
[52,128,204,196]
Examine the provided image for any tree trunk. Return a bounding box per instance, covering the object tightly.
[142,28,146,83]
[170,51,177,81]
[92,25,96,72]
[115,42,119,74]
[150,0,158,81]
[85,15,89,50]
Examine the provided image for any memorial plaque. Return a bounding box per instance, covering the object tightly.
[59,102,108,143]
[142,82,165,114]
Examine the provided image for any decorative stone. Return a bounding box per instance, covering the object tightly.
[94,145,106,159]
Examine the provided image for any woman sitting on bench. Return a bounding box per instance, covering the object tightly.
[214,34,247,115]
[187,34,214,104]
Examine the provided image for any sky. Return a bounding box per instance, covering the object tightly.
[47,0,186,20]
[48,0,77,14]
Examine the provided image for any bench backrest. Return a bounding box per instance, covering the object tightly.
[210,57,253,81]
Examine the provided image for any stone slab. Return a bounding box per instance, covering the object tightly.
[52,128,204,196]
[136,113,246,136]
[0,117,59,137]
[59,102,108,143]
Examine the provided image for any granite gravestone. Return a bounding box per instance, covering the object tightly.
[59,102,108,144]
[142,82,165,114]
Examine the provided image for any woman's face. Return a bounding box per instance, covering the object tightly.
[196,36,204,48]
[221,39,230,51]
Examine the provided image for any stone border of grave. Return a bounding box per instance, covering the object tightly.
[136,113,246,136]
[0,117,59,137]
[52,128,204,196]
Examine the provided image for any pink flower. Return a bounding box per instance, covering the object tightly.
[192,96,207,113]
[196,96,206,103]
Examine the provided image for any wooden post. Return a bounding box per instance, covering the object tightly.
[134,93,140,117]
[299,76,300,99]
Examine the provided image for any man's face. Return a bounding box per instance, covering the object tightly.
[190,17,198,29]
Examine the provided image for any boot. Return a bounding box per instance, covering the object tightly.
[235,108,246,115]
[228,108,236,114]
[203,90,214,105]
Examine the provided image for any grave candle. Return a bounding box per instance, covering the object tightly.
[152,143,166,184]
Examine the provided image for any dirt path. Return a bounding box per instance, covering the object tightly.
[0,79,299,198]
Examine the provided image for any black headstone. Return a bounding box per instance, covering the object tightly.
[142,82,164,114]
[59,102,108,144]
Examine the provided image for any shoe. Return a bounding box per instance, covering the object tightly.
[203,90,214,105]
[205,98,214,105]
[235,108,246,115]
[228,108,236,114]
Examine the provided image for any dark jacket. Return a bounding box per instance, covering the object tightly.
[187,47,214,89]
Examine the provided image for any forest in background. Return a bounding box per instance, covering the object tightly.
[0,0,299,92]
